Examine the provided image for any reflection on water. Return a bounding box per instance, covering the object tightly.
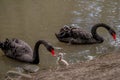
[0,0,120,79]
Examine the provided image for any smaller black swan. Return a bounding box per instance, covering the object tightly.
[55,23,116,44]
[0,38,55,64]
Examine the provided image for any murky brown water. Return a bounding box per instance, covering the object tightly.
[0,0,120,79]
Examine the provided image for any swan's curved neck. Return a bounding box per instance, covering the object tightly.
[91,23,111,43]
[32,40,47,64]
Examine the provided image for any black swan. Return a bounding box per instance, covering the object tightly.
[0,38,55,64]
[55,23,116,44]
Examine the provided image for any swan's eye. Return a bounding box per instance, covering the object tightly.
[109,29,115,35]
[46,45,54,51]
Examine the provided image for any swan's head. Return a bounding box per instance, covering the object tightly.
[47,45,56,56]
[109,29,116,40]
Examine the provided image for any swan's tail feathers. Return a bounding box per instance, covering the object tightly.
[0,42,4,48]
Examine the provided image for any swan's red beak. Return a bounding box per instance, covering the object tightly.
[51,49,56,56]
[112,33,116,40]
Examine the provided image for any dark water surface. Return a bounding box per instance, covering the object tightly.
[0,0,120,79]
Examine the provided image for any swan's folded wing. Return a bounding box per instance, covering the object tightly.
[10,41,33,57]
[71,28,93,39]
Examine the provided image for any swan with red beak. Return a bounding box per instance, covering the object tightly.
[55,23,117,44]
[0,38,56,64]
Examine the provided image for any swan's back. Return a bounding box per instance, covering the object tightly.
[56,25,93,39]
[71,28,93,39]
[1,38,33,60]
[55,25,95,44]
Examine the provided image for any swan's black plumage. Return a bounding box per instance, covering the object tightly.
[55,23,116,44]
[0,38,55,64]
